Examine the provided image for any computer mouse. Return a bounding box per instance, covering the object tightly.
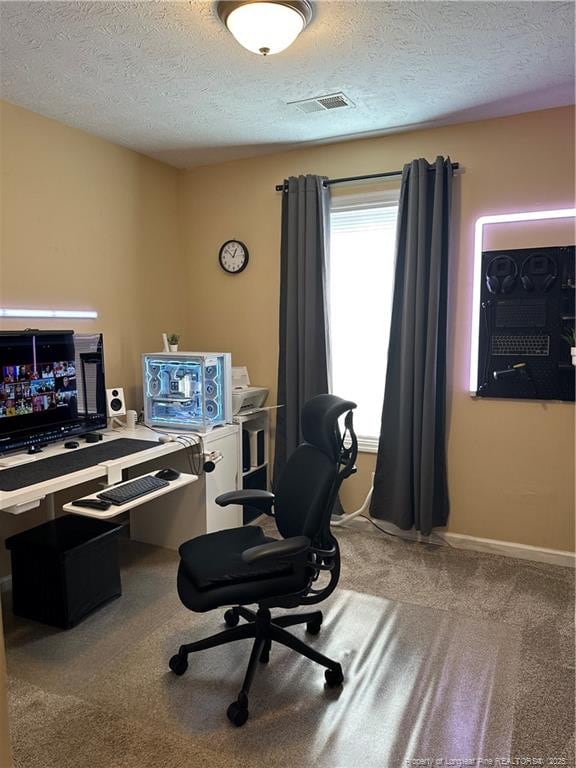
[64,441,80,449]
[155,468,180,481]
[72,499,111,510]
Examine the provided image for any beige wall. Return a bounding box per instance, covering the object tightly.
[181,106,575,553]
[0,100,187,573]
[0,99,186,401]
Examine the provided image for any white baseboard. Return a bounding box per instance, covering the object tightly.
[338,515,575,568]
[441,532,575,568]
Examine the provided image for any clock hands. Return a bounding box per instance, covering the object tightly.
[219,240,248,273]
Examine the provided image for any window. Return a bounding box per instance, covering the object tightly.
[328,189,399,450]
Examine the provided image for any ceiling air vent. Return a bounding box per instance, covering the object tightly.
[289,92,355,114]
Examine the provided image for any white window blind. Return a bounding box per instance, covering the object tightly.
[329,195,399,447]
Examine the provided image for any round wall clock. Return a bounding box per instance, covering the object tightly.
[219,240,249,274]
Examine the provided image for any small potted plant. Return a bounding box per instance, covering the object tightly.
[563,327,576,367]
[167,333,180,353]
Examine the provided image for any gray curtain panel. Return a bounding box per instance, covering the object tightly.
[273,175,331,485]
[370,156,453,535]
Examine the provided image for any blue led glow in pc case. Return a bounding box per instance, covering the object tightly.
[142,352,232,432]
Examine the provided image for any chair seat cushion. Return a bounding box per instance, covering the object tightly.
[178,526,294,592]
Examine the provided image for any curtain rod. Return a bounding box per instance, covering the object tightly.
[274,162,460,192]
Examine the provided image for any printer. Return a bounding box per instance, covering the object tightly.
[231,366,268,415]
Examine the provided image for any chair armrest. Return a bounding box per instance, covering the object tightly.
[215,489,275,514]
[242,536,311,564]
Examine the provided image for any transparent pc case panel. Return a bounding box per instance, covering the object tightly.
[142,352,232,432]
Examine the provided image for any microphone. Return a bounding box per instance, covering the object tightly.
[493,363,527,380]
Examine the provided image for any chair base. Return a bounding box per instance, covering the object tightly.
[169,605,343,726]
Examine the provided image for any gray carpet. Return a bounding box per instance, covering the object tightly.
[3,521,575,767]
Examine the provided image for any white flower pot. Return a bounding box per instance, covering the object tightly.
[169,344,178,353]
[571,347,576,367]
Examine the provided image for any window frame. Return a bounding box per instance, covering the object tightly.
[328,185,400,453]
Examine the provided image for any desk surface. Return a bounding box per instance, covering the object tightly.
[0,424,239,514]
[0,439,166,493]
[0,427,183,513]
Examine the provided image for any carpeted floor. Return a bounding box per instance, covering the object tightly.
[3,520,575,767]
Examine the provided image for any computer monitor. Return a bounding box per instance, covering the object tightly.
[0,330,107,454]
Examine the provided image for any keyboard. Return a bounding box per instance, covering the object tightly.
[97,475,170,505]
[494,299,547,328]
[490,334,550,357]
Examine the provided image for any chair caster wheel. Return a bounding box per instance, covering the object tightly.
[169,654,188,676]
[227,700,249,727]
[306,619,322,635]
[224,608,239,627]
[324,665,344,688]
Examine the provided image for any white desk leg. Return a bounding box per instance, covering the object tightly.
[106,465,124,485]
[46,494,55,521]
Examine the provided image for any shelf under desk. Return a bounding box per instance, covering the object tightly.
[62,471,198,519]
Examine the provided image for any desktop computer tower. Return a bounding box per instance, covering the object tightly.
[142,352,232,432]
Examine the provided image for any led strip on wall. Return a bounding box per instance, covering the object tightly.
[470,208,576,394]
[0,309,97,319]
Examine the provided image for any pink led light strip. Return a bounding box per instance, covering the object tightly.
[470,208,576,393]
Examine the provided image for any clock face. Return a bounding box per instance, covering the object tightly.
[219,240,249,274]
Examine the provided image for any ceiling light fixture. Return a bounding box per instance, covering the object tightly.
[217,1,313,56]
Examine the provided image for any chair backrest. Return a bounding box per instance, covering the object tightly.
[274,395,357,544]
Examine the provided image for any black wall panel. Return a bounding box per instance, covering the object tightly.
[476,245,575,400]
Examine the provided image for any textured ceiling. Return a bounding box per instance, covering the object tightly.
[0,1,574,169]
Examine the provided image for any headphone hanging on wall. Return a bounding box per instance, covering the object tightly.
[520,253,558,292]
[485,255,519,295]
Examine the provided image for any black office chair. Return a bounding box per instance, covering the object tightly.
[169,394,358,726]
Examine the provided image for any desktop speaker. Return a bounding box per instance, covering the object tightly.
[106,388,126,418]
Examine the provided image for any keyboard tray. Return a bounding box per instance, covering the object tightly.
[64,471,198,519]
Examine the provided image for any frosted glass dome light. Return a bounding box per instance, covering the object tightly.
[217,1,313,56]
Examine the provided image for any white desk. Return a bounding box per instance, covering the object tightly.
[0,426,184,515]
[0,424,242,550]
